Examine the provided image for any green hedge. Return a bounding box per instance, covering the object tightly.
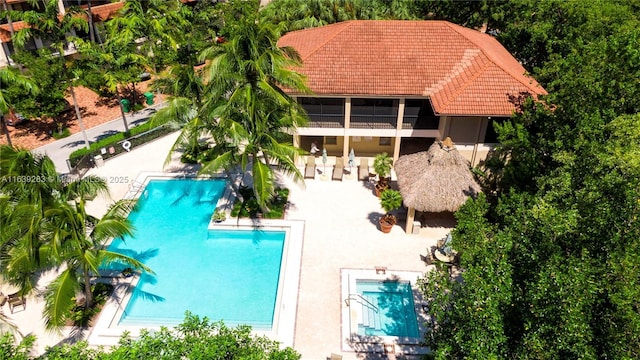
[68,121,173,168]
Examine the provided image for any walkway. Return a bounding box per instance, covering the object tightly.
[34,103,165,173]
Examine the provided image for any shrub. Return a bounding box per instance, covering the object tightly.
[51,127,71,139]
[68,121,172,168]
[70,283,114,327]
[231,186,289,219]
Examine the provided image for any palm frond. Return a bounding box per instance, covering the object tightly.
[43,268,80,331]
[252,160,274,209]
[99,250,154,274]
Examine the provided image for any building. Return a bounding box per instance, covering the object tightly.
[0,0,124,67]
[278,20,547,165]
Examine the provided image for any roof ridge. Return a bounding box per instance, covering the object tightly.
[423,48,484,95]
[443,22,544,95]
[435,58,493,113]
[298,21,355,62]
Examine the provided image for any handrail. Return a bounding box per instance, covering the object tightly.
[344,294,378,313]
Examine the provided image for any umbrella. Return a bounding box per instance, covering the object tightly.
[395,137,481,213]
[348,148,356,173]
[322,148,327,173]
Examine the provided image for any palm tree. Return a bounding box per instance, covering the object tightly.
[75,36,147,133]
[0,147,152,329]
[0,146,59,295]
[107,0,187,109]
[0,68,38,146]
[43,193,151,329]
[196,0,310,209]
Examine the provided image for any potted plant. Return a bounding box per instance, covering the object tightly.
[212,208,226,223]
[373,152,393,196]
[379,189,403,233]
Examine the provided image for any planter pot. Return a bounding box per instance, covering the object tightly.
[375,184,389,197]
[379,217,395,233]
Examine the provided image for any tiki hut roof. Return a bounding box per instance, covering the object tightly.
[395,138,481,212]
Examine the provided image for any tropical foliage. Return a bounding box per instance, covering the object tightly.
[419,1,640,358]
[379,189,402,225]
[1,314,299,359]
[0,67,38,146]
[152,0,309,211]
[0,145,152,330]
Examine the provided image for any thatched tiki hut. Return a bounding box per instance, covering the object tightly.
[395,137,481,234]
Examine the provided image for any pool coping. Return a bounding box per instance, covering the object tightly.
[340,268,430,356]
[87,172,305,349]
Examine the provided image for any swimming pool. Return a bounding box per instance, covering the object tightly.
[355,280,419,338]
[107,179,285,328]
[341,269,426,354]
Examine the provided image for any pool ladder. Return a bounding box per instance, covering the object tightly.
[345,294,378,313]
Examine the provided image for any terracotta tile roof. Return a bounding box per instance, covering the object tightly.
[0,21,29,42]
[278,20,546,116]
[83,2,124,22]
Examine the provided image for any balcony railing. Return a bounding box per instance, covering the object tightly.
[304,114,345,128]
[350,115,396,129]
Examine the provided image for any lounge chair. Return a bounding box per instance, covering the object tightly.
[332,157,344,181]
[358,158,369,181]
[304,156,316,179]
[8,292,26,313]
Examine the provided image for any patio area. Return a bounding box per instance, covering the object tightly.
[3,132,453,359]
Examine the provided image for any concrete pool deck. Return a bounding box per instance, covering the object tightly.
[5,132,453,359]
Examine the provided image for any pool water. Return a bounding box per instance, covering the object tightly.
[106,179,286,328]
[355,280,419,338]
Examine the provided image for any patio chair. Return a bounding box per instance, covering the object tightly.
[304,156,316,179]
[0,292,6,307]
[358,157,369,181]
[328,354,343,360]
[332,157,344,181]
[7,292,26,314]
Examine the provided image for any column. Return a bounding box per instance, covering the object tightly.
[343,97,351,158]
[406,207,416,234]
[438,116,449,140]
[393,98,405,162]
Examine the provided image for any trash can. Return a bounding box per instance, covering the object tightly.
[143,92,154,105]
[120,99,130,112]
[93,154,104,167]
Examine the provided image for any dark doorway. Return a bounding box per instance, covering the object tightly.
[300,136,324,154]
[399,137,435,156]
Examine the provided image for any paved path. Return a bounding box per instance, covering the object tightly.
[33,103,165,173]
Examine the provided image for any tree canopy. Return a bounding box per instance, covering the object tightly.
[419,1,640,358]
[0,313,299,359]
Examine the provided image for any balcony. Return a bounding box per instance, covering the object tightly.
[349,115,396,130]
[304,114,345,129]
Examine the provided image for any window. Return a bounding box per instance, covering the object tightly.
[350,99,399,129]
[351,98,398,117]
[325,136,337,145]
[298,98,344,119]
[379,137,391,146]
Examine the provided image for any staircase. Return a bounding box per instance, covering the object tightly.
[357,295,384,336]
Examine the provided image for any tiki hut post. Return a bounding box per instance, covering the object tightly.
[394,137,481,234]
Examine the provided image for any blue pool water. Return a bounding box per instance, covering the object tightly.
[106,179,286,328]
[356,280,419,338]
